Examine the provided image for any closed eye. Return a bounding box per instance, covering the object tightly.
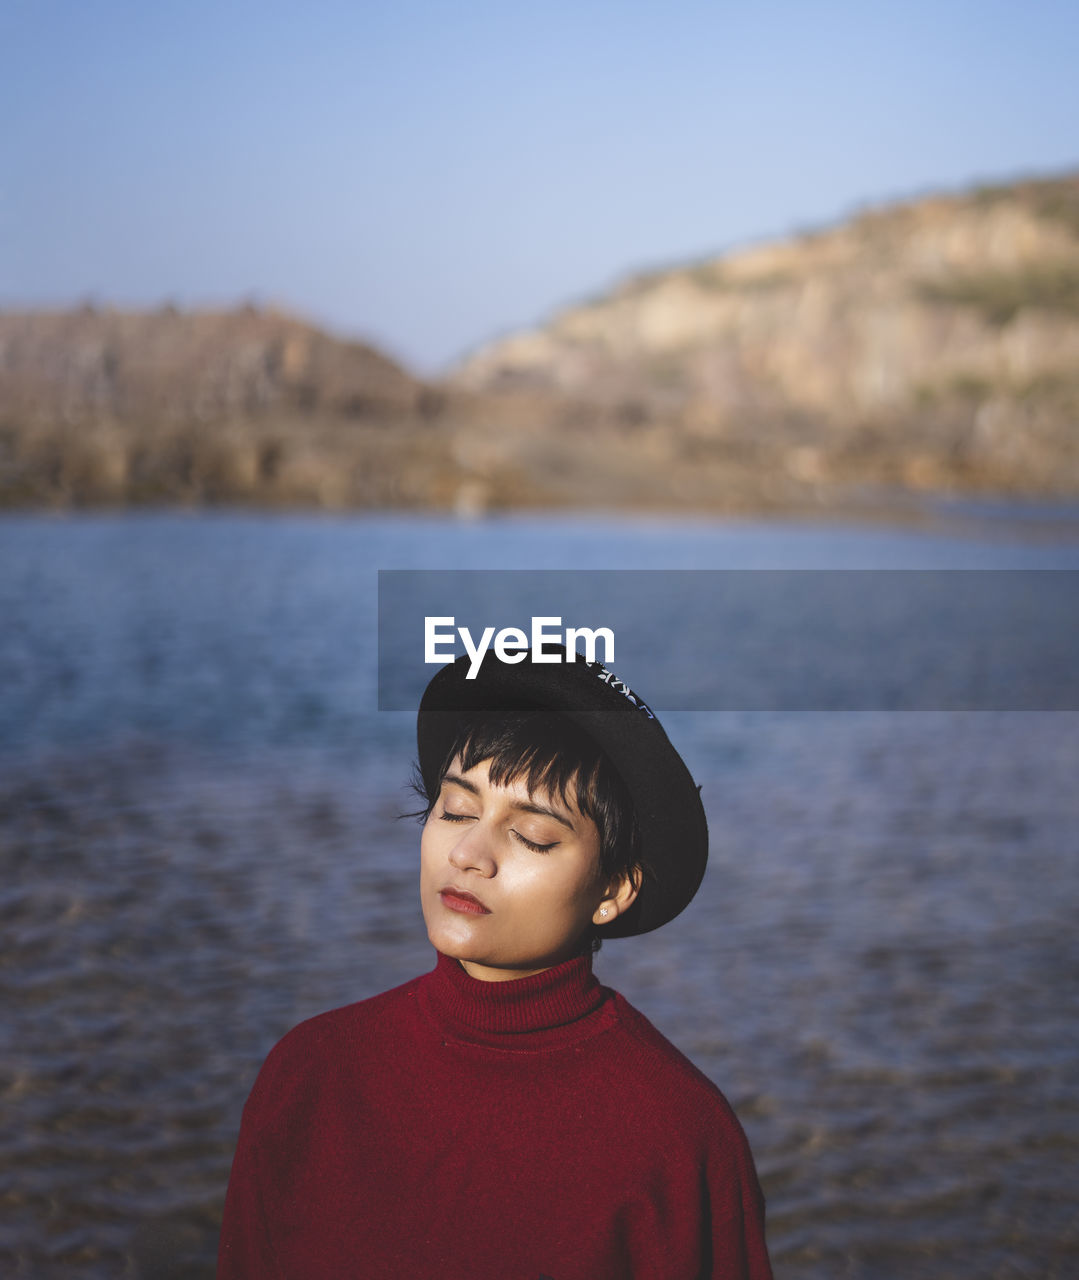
[437,808,556,852]
[438,809,474,823]
[513,830,558,854]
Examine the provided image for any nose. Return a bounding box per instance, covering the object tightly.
[447,820,497,877]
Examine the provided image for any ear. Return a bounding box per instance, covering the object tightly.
[592,866,642,926]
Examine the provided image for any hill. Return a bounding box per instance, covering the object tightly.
[0,305,473,509]
[453,172,1079,508]
[3,173,1078,516]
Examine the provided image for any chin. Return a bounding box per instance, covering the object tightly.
[424,917,480,962]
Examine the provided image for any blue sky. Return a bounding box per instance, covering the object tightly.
[3,0,1078,372]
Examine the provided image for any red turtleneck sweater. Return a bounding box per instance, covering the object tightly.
[218,953,773,1279]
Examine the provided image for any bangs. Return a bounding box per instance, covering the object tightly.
[455,713,604,822]
[421,710,646,891]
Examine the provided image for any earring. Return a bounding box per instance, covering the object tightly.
[599,907,609,918]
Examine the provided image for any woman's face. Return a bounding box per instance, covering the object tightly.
[420,755,615,981]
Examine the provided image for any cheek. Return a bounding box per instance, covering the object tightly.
[514,859,598,917]
[419,820,443,876]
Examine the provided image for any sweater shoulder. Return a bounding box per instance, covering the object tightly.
[277,972,422,1053]
[240,973,424,1134]
[604,991,765,1206]
[607,991,749,1137]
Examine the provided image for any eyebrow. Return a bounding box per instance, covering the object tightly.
[440,773,577,833]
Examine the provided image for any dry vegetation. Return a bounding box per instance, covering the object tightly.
[455,171,1079,509]
[3,173,1079,517]
[0,306,507,511]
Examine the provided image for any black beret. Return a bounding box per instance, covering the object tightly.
[416,647,708,938]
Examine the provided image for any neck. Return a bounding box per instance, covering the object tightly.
[424,949,606,1037]
[460,960,548,982]
[458,949,589,983]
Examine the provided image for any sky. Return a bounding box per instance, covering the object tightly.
[2,0,1078,373]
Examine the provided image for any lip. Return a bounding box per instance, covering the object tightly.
[439,886,492,915]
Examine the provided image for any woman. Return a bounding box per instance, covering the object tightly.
[218,649,773,1278]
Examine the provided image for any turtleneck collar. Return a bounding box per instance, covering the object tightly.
[421,950,611,1043]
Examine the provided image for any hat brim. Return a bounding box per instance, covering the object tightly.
[416,650,708,938]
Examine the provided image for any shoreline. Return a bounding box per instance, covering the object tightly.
[5,490,1079,545]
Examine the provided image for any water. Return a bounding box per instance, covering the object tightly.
[2,511,1078,1278]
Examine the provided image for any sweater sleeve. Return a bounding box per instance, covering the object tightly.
[710,1201,774,1280]
[708,1127,774,1280]
[217,1045,292,1280]
[217,1103,287,1280]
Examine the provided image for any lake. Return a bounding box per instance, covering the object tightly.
[1,510,1077,1278]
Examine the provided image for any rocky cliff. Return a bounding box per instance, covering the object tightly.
[3,173,1078,517]
[454,173,1079,503]
[0,306,469,509]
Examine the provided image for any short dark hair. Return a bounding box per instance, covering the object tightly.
[413,710,650,950]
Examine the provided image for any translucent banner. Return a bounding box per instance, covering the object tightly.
[378,569,1079,711]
